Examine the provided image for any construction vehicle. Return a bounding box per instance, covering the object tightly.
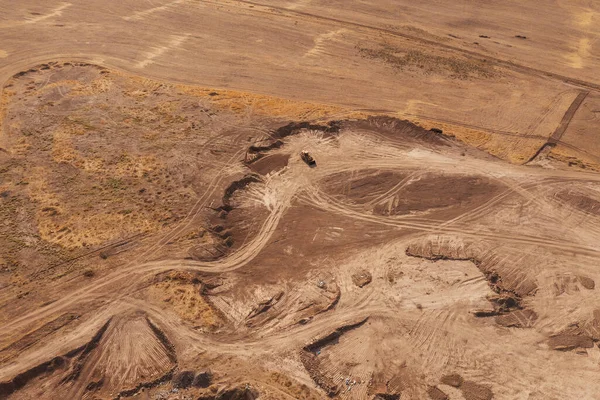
[300,150,316,167]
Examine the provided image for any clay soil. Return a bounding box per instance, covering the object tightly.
[2,2,600,400]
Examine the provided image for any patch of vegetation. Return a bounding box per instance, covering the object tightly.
[106,177,125,190]
[358,44,495,79]
[83,269,95,277]
[66,116,96,132]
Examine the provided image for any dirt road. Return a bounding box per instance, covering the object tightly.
[2,1,600,399]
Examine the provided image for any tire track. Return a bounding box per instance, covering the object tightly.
[302,186,600,257]
[549,91,589,145]
[201,0,600,92]
[527,90,590,163]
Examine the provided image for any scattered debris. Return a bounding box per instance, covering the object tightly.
[351,270,372,288]
[342,376,358,393]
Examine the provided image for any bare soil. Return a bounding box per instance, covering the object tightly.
[2,2,600,399]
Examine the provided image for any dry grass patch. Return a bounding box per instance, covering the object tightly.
[148,272,224,331]
[358,43,496,79]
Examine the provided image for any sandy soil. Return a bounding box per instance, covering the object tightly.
[1,1,600,399]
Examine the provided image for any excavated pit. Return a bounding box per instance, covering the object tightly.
[406,236,538,327]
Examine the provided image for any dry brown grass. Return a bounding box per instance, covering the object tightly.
[26,169,162,249]
[51,125,84,166]
[148,278,223,330]
[69,76,113,96]
[413,118,545,163]
[177,86,346,120]
[0,88,16,136]
[549,145,600,171]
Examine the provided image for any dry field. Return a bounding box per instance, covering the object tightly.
[1,1,600,400]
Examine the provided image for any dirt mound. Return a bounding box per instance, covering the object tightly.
[495,309,538,328]
[246,120,340,162]
[300,318,369,397]
[344,116,452,147]
[553,274,595,295]
[461,381,494,400]
[188,225,236,262]
[547,310,600,351]
[246,291,285,326]
[172,370,195,389]
[198,385,259,400]
[299,351,339,397]
[372,394,400,400]
[304,318,369,353]
[440,373,463,387]
[548,333,594,351]
[427,386,449,400]
[193,371,213,388]
[547,309,600,353]
[578,275,595,290]
[436,374,493,400]
[223,276,341,331]
[198,174,270,260]
[352,270,373,288]
[67,314,177,398]
[1,313,177,399]
[171,369,213,389]
[582,309,600,340]
[218,175,262,213]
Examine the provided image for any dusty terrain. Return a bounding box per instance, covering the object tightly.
[1,1,600,399]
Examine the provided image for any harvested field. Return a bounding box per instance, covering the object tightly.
[2,1,600,399]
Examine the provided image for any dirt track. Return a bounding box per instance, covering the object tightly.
[1,1,600,399]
